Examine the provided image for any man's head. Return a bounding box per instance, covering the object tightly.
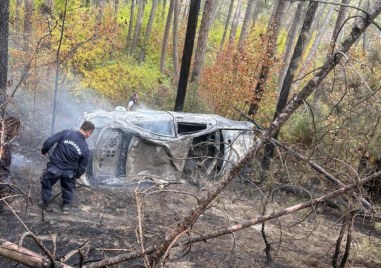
[80,121,95,138]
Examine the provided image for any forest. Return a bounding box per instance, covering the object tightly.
[0,0,381,267]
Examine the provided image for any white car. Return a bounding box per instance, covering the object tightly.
[75,107,254,186]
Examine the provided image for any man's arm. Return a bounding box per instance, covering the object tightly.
[76,149,89,178]
[41,130,67,155]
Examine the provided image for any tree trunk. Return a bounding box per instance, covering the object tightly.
[277,1,305,91]
[229,0,242,44]
[160,0,174,73]
[15,0,22,32]
[126,0,136,50]
[51,0,68,134]
[220,0,234,49]
[261,2,319,184]
[0,0,9,98]
[140,0,158,62]
[247,0,286,116]
[251,0,261,26]
[362,0,370,54]
[191,0,217,83]
[238,0,254,47]
[23,0,33,52]
[173,0,200,112]
[172,0,179,77]
[328,0,350,54]
[96,0,106,24]
[298,4,334,96]
[114,0,119,20]
[130,0,144,55]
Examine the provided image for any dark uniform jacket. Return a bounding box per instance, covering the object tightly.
[41,130,89,178]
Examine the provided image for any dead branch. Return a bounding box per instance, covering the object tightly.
[0,239,72,268]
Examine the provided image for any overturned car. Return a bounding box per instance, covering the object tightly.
[75,107,255,186]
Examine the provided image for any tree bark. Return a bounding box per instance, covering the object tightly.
[140,0,158,62]
[126,0,136,50]
[220,0,234,49]
[261,2,319,184]
[191,0,217,83]
[160,0,174,73]
[297,4,334,95]
[51,0,68,134]
[130,0,144,55]
[247,0,286,116]
[277,1,305,91]
[0,0,10,99]
[229,0,242,44]
[174,0,200,112]
[172,0,179,77]
[328,0,350,54]
[238,0,254,47]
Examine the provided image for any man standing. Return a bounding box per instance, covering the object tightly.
[39,121,94,212]
[127,92,139,111]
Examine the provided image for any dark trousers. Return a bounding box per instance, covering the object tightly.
[40,165,76,205]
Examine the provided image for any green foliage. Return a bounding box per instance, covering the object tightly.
[283,110,315,145]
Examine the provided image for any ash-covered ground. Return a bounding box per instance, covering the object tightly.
[1,141,381,268]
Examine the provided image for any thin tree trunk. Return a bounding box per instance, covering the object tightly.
[130,0,144,55]
[23,0,33,52]
[229,0,242,44]
[160,0,174,73]
[140,0,158,62]
[191,0,217,83]
[173,0,200,112]
[114,0,119,20]
[0,0,9,98]
[238,0,254,47]
[247,0,286,116]
[251,0,261,26]
[172,0,179,77]
[363,0,370,54]
[126,0,136,50]
[261,2,319,184]
[298,4,334,96]
[220,0,234,49]
[15,0,22,32]
[277,1,305,91]
[328,0,350,54]
[51,0,68,134]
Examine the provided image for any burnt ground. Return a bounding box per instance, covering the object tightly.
[1,143,381,268]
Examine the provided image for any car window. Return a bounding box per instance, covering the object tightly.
[131,121,175,137]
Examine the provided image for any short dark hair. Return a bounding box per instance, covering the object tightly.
[80,121,95,132]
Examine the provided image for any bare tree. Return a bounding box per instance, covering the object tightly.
[126,0,136,50]
[277,1,305,91]
[174,0,201,112]
[130,0,144,55]
[51,0,68,134]
[220,0,234,49]
[247,0,287,116]
[140,0,158,62]
[238,0,255,47]
[0,0,9,98]
[160,0,174,73]
[172,0,179,78]
[260,2,319,184]
[191,0,218,83]
[229,0,242,44]
[328,0,350,54]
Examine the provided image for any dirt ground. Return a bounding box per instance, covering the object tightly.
[1,143,381,268]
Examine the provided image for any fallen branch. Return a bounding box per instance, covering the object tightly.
[0,240,72,268]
